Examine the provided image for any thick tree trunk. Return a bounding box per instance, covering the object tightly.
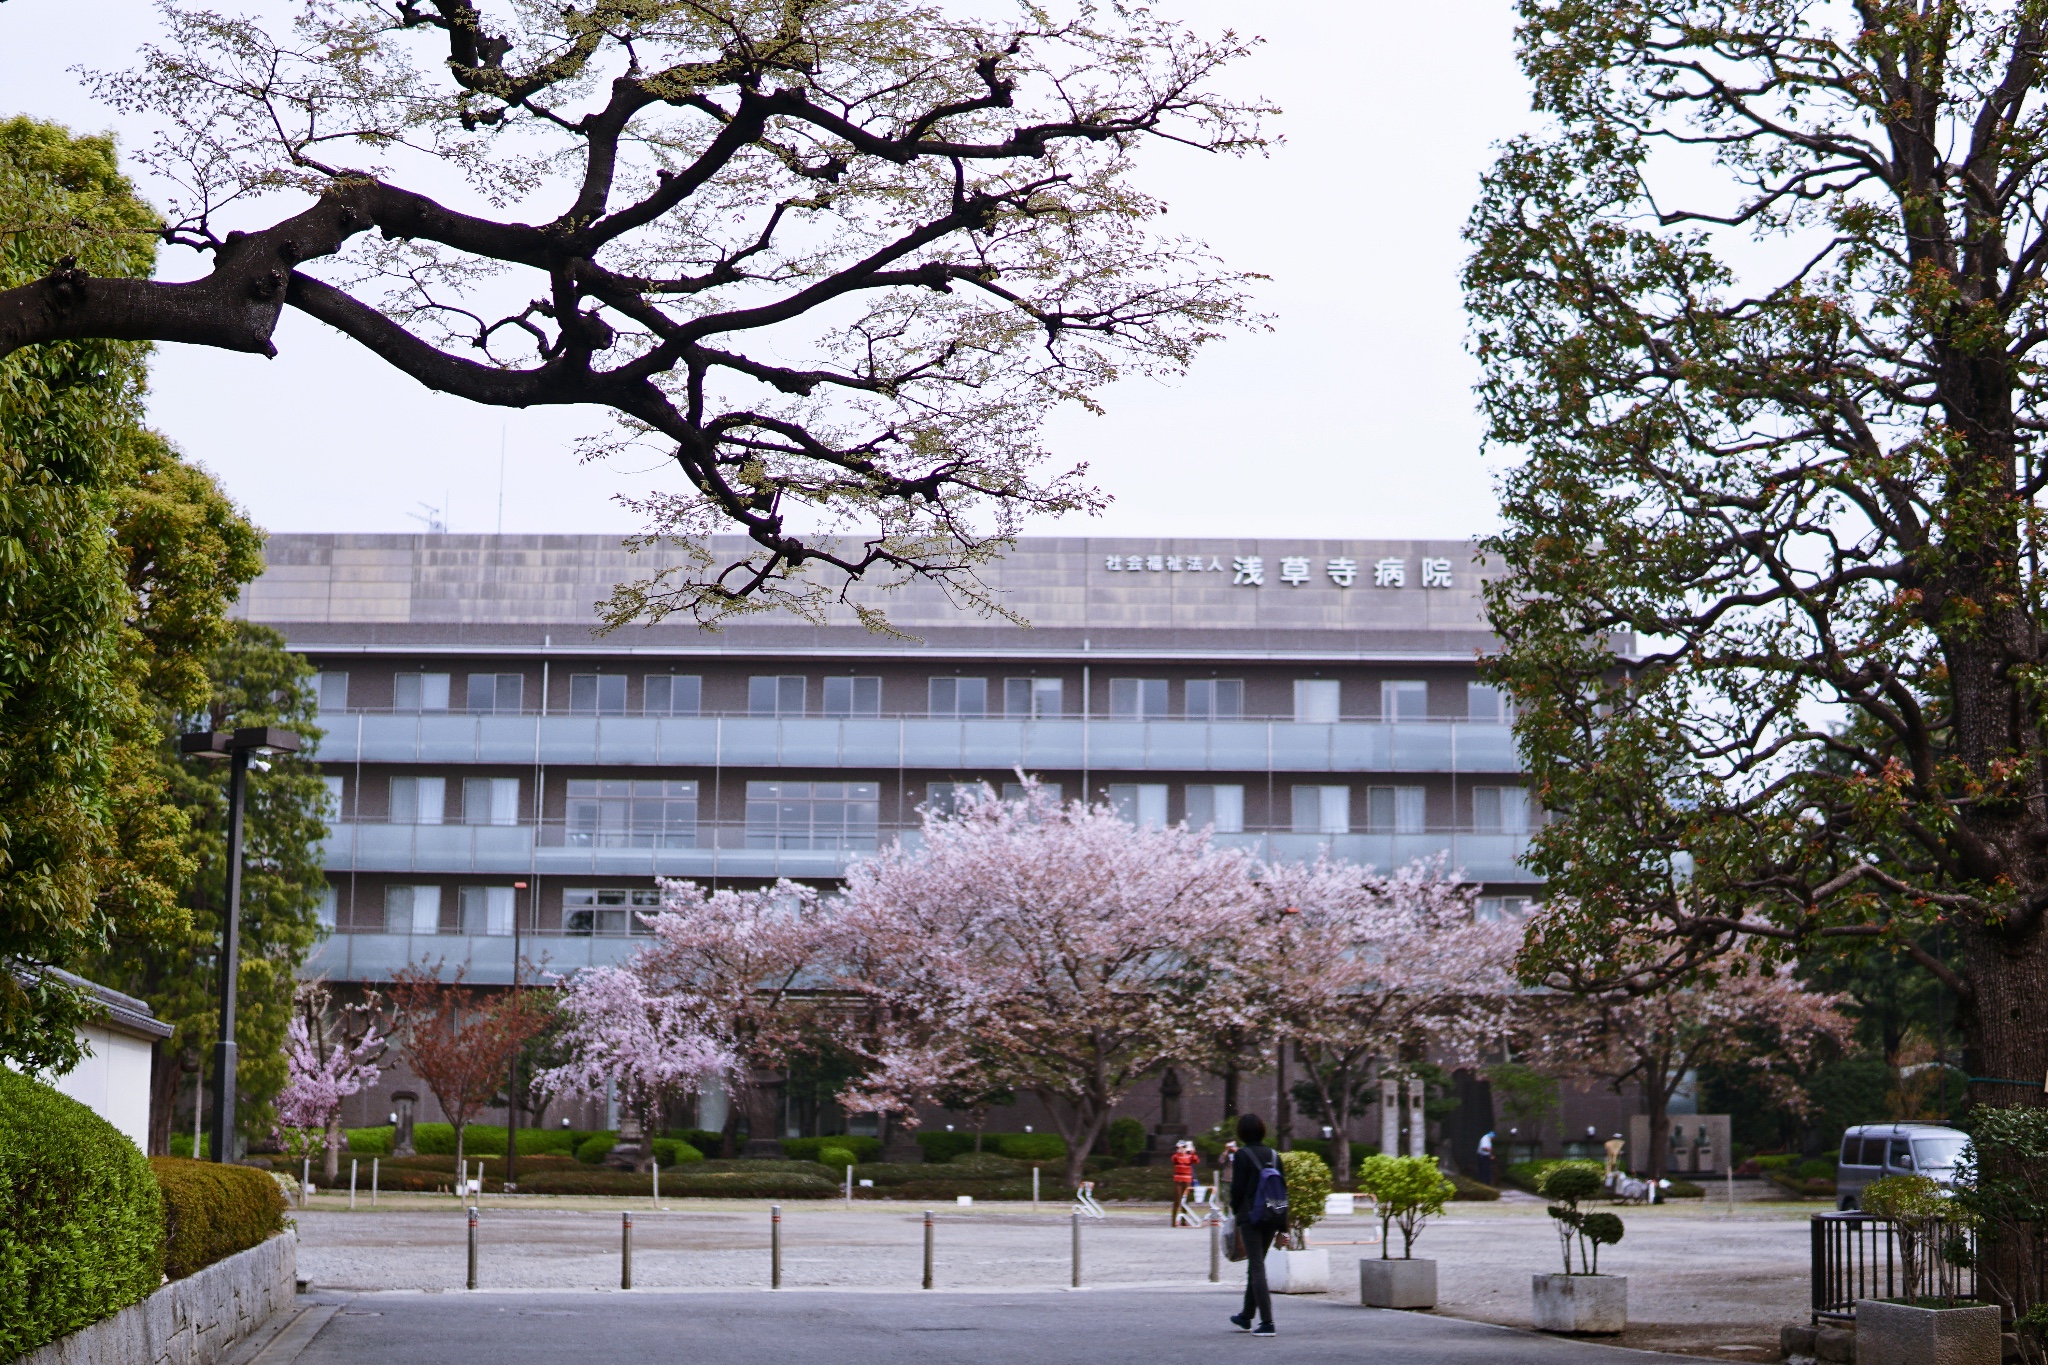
[1222,1065,1239,1126]
[1645,1060,1670,1182]
[323,1115,344,1181]
[1956,923,2048,1100]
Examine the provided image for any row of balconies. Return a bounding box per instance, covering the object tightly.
[309,713,1523,774]
[318,821,1536,882]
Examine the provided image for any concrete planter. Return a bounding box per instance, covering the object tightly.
[1359,1257,1437,1309]
[18,1232,296,1365]
[1531,1273,1627,1335]
[1854,1298,2001,1365]
[1266,1247,1329,1294]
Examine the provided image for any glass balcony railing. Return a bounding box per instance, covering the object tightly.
[320,820,1536,882]
[308,713,1522,774]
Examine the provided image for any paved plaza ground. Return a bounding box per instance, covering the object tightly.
[287,1185,1818,1360]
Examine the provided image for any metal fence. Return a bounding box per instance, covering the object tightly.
[1810,1212,1979,1321]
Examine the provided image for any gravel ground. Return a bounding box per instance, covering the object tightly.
[293,1186,1820,1359]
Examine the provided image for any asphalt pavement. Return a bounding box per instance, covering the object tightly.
[261,1288,1718,1365]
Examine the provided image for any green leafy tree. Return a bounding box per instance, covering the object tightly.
[1355,1153,1456,1260]
[1537,1162,1608,1275]
[90,621,329,1154]
[1467,0,2048,1096]
[0,117,187,1072]
[1277,1148,1333,1247]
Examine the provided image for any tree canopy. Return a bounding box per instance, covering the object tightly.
[0,0,1268,625]
[1466,0,2048,1089]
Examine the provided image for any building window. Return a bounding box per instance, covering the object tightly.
[1185,679,1243,721]
[323,775,346,821]
[1185,784,1245,833]
[644,674,702,716]
[1108,783,1169,828]
[749,676,807,717]
[389,776,446,825]
[1381,680,1428,721]
[1477,896,1532,923]
[570,674,627,715]
[928,677,987,717]
[1468,683,1513,723]
[824,676,882,718]
[1110,678,1168,719]
[316,884,338,929]
[1292,785,1352,835]
[1001,781,1062,804]
[1004,677,1062,718]
[385,885,442,934]
[313,671,348,712]
[744,781,880,849]
[466,672,524,713]
[462,777,521,826]
[1472,786,1530,833]
[925,781,984,816]
[394,672,451,712]
[1293,679,1340,723]
[458,885,517,936]
[1364,785,1424,834]
[562,887,662,936]
[566,779,699,847]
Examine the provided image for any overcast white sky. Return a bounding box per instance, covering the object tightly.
[0,1,1537,541]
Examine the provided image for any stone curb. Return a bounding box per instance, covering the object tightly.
[14,1232,298,1365]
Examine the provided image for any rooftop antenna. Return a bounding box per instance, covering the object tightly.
[407,501,447,534]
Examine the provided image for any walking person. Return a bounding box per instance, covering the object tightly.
[1476,1129,1495,1187]
[1226,1113,1287,1338]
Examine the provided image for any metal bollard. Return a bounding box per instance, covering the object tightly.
[771,1204,782,1289]
[922,1209,934,1290]
[301,1157,311,1208]
[1032,1166,1039,1210]
[467,1207,478,1290]
[1071,1208,1082,1289]
[652,1160,660,1209]
[621,1211,633,1289]
[371,1157,379,1206]
[350,1159,358,1211]
[1208,1211,1221,1283]
[844,1164,853,1208]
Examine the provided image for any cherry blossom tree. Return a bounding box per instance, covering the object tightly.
[638,880,837,1157]
[837,782,1259,1187]
[534,964,729,1164]
[1255,856,1521,1184]
[275,982,386,1180]
[1523,929,1856,1178]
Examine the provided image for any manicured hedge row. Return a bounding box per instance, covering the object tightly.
[0,1069,166,1359]
[781,1135,881,1164]
[914,1130,1067,1163]
[149,1158,287,1280]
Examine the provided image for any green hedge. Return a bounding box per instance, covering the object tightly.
[149,1158,286,1280]
[914,1131,1068,1164]
[346,1124,590,1157]
[781,1136,882,1164]
[0,1069,164,1358]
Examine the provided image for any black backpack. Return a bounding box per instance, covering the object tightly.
[1249,1147,1289,1228]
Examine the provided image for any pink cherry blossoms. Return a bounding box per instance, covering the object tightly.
[276,984,386,1172]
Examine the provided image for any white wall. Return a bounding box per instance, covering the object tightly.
[45,1024,156,1152]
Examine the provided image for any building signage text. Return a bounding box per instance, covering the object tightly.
[1102,552,1455,588]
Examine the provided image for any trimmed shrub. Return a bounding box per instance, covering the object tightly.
[576,1134,617,1164]
[782,1136,882,1164]
[818,1146,858,1171]
[149,1158,286,1280]
[649,1138,705,1166]
[1797,1157,1838,1181]
[0,1069,165,1358]
[347,1125,584,1158]
[998,1132,1067,1163]
[1448,1173,1501,1201]
[947,1151,1026,1178]
[1279,1150,1334,1239]
[914,1131,979,1163]
[1106,1117,1146,1163]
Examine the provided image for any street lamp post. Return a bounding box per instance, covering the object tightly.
[180,726,302,1163]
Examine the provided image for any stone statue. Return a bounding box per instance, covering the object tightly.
[392,1090,418,1156]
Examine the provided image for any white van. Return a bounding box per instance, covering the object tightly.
[1834,1122,1970,1210]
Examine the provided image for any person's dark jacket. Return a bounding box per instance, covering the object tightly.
[1229,1144,1285,1224]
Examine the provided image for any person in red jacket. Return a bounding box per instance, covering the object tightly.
[1170,1140,1200,1224]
